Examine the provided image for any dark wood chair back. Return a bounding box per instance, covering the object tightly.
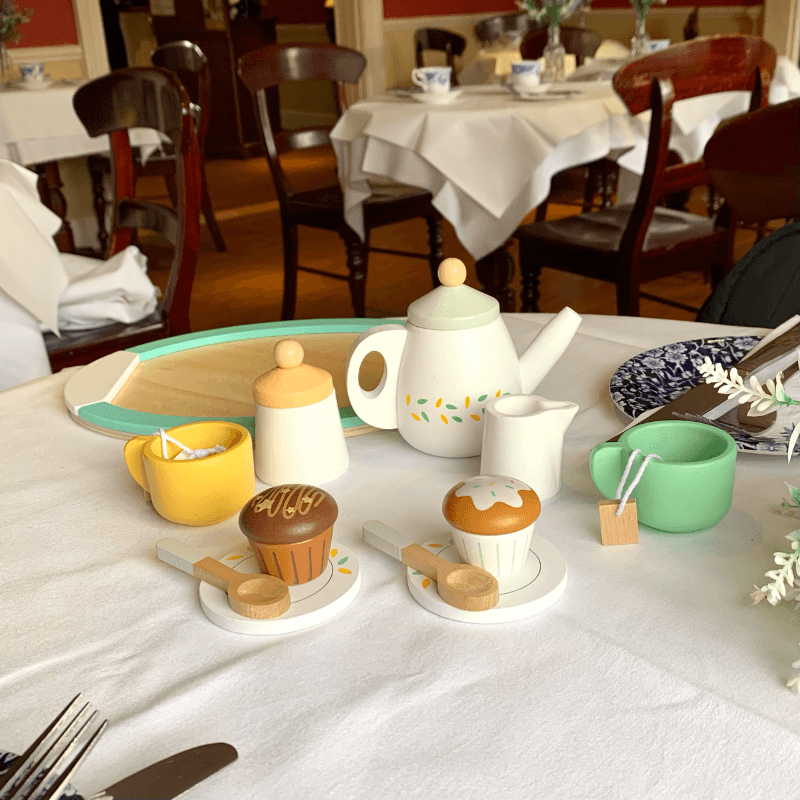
[49,67,202,367]
[611,35,776,254]
[703,97,799,225]
[520,26,602,66]
[150,40,210,149]
[414,28,467,79]
[238,43,366,206]
[474,12,532,47]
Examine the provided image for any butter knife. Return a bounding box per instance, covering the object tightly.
[606,324,799,443]
[87,743,237,800]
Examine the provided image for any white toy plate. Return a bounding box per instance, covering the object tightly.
[407,535,567,623]
[198,544,360,634]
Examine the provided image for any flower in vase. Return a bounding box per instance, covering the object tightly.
[517,0,584,28]
[0,0,33,44]
[630,0,667,20]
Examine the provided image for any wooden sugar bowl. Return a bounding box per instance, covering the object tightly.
[253,339,349,486]
[239,484,338,585]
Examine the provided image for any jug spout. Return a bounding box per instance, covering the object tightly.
[518,307,582,394]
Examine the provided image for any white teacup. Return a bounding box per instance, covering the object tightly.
[20,62,45,83]
[411,66,451,94]
[511,60,542,91]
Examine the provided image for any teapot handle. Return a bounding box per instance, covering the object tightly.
[346,325,408,430]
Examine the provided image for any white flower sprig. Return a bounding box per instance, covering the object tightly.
[697,353,800,460]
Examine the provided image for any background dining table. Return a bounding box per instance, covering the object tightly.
[331,58,800,306]
[1,313,798,799]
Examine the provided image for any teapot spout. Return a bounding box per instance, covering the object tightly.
[519,307,582,394]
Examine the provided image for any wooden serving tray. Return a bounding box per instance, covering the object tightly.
[64,319,399,440]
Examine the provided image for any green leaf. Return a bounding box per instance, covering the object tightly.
[452,416,462,422]
[338,557,348,565]
[478,394,487,402]
[446,404,457,410]
[417,399,428,404]
[421,411,429,422]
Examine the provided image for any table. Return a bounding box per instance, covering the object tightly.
[331,58,800,309]
[0,81,161,251]
[1,315,798,799]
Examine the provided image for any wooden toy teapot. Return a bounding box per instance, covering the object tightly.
[345,258,582,457]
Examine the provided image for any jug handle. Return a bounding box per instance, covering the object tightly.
[589,442,623,500]
[346,325,408,430]
[124,435,151,492]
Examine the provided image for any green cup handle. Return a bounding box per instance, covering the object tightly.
[590,442,623,499]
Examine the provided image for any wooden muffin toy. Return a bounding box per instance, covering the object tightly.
[443,475,541,578]
[239,484,338,585]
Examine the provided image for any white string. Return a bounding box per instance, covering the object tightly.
[154,428,226,461]
[614,448,662,516]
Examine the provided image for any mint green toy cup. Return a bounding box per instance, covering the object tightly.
[590,420,737,533]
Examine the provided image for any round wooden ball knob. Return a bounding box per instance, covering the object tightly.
[274,339,304,369]
[438,258,467,288]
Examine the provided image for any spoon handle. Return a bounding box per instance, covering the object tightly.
[157,538,240,592]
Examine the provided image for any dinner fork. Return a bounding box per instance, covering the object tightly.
[0,695,108,800]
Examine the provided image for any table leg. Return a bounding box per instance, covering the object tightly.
[35,162,76,254]
[474,242,516,312]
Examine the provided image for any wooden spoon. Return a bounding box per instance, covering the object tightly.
[157,538,290,619]
[362,520,499,612]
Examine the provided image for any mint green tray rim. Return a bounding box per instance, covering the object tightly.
[77,319,402,437]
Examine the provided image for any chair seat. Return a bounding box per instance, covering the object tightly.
[517,204,717,253]
[288,182,434,227]
[44,311,165,358]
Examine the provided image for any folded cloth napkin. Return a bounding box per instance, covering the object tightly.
[46,246,160,332]
[0,160,68,335]
[0,288,52,390]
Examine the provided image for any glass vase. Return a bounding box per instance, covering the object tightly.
[542,25,566,84]
[631,15,651,57]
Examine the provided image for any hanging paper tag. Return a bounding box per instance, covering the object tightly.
[598,499,639,545]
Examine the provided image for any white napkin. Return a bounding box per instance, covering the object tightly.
[0,160,68,335]
[48,246,159,332]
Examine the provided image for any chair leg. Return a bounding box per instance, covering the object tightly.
[341,230,370,318]
[281,222,300,321]
[535,200,549,222]
[426,216,444,286]
[200,167,227,252]
[518,239,542,313]
[615,260,641,317]
[87,155,109,258]
[163,171,179,207]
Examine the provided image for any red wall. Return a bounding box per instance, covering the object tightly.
[6,0,79,48]
[265,0,329,24]
[383,0,762,16]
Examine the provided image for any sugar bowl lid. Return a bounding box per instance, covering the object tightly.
[407,258,499,331]
[253,339,333,409]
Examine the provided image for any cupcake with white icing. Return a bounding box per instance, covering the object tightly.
[442,475,540,578]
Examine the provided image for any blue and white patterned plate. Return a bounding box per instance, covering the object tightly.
[610,336,800,456]
[0,751,81,799]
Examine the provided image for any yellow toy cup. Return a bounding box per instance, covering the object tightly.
[124,421,255,526]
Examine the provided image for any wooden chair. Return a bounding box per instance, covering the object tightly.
[88,41,225,255]
[45,67,202,371]
[238,43,444,320]
[414,28,467,86]
[514,35,776,317]
[696,98,799,326]
[519,25,602,66]
[474,13,532,48]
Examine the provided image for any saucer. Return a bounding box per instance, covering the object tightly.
[19,78,53,90]
[407,535,567,623]
[411,89,464,104]
[198,543,360,634]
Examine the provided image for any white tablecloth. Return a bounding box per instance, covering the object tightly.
[1,315,797,799]
[0,81,162,165]
[332,58,800,261]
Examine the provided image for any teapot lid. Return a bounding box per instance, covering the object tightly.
[253,339,333,409]
[407,258,499,331]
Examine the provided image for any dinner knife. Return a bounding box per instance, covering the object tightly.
[605,324,799,443]
[87,743,237,800]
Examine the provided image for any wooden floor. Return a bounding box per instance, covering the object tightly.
[137,148,765,331]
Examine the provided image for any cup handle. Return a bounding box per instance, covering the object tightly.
[589,442,623,500]
[411,69,426,90]
[345,324,407,430]
[123,436,151,492]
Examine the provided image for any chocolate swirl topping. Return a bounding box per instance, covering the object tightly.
[240,484,338,544]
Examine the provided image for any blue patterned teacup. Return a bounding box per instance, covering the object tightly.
[645,39,671,53]
[411,66,451,94]
[511,60,542,91]
[20,62,45,84]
